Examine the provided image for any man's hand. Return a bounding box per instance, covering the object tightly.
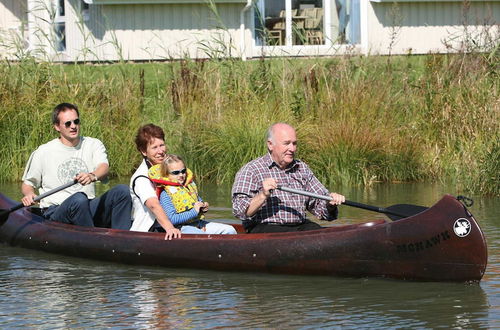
[75,172,96,186]
[245,177,277,217]
[21,193,37,207]
[328,192,345,206]
[262,178,277,197]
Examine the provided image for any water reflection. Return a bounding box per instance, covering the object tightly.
[0,245,491,328]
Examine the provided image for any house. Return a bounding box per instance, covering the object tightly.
[0,0,498,62]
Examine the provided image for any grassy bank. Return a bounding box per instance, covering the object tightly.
[0,54,498,195]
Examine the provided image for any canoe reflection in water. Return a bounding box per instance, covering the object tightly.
[122,272,490,328]
[0,247,488,329]
[0,192,488,282]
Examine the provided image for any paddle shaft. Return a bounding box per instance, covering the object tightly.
[277,186,409,218]
[0,180,78,222]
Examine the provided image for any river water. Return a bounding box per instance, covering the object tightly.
[0,181,498,329]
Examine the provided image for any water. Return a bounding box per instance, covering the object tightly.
[1,181,499,328]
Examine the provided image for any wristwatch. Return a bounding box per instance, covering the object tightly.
[90,172,98,182]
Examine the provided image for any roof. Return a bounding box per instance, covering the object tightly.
[83,0,249,4]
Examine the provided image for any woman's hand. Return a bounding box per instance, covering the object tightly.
[164,227,181,240]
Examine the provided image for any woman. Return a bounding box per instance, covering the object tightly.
[129,124,181,239]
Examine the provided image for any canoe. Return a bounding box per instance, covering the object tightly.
[0,193,487,282]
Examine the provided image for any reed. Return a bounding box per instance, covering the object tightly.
[0,53,498,195]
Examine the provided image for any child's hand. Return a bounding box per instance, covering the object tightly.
[193,201,204,213]
[200,202,209,213]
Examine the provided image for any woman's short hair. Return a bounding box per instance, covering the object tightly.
[135,124,165,153]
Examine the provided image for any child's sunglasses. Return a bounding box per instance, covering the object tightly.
[170,168,187,175]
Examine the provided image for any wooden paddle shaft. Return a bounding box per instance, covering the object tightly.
[277,186,408,218]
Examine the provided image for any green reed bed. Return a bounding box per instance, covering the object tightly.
[0,54,498,195]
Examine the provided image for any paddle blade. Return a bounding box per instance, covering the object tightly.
[0,203,23,225]
[0,209,10,224]
[386,204,428,221]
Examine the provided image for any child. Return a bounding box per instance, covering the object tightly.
[148,154,237,235]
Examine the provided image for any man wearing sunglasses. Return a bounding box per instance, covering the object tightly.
[20,103,132,229]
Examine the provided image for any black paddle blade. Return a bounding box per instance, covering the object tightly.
[0,204,23,225]
[0,209,9,224]
[386,204,428,221]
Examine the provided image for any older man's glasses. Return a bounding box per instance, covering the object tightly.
[64,118,80,128]
[170,168,186,175]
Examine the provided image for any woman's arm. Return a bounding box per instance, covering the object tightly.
[144,197,181,239]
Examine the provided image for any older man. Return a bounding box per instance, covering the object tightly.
[21,103,132,229]
[232,122,345,233]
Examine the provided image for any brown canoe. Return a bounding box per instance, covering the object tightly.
[0,193,487,282]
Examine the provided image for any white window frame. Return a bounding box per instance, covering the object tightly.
[53,0,66,52]
[256,0,332,48]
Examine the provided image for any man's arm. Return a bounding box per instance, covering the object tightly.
[232,166,259,220]
[21,149,42,207]
[244,177,277,217]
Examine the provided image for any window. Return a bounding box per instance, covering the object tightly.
[54,0,66,51]
[255,0,360,46]
[256,0,325,46]
[81,0,90,21]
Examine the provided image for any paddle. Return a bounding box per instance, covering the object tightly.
[277,186,428,220]
[0,180,78,225]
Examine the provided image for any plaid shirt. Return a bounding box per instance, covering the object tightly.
[232,153,338,229]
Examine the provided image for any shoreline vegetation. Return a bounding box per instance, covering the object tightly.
[0,54,498,195]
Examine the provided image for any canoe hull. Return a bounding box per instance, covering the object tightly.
[0,194,487,282]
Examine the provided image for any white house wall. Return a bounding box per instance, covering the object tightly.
[365,1,499,55]
[0,0,28,58]
[64,1,248,61]
[2,0,499,61]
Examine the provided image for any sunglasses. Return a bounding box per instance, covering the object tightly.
[63,118,81,128]
[170,168,186,175]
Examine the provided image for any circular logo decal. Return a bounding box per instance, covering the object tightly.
[453,218,472,237]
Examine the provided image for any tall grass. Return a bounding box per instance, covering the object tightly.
[0,53,498,195]
[0,61,144,179]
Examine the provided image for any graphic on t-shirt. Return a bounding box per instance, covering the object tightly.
[57,157,89,190]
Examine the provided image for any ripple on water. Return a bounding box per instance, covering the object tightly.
[0,181,499,329]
